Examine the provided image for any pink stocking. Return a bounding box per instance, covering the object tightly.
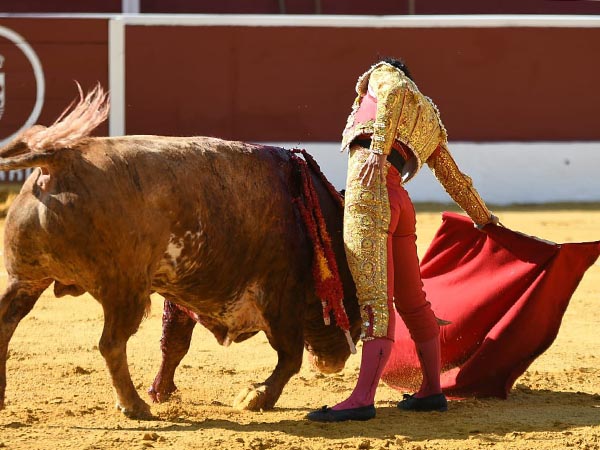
[332,338,393,410]
[414,336,442,398]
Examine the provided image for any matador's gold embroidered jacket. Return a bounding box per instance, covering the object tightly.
[342,62,492,226]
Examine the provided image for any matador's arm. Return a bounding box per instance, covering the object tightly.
[426,143,493,227]
[368,65,405,156]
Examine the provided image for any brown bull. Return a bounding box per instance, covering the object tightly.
[0,86,360,419]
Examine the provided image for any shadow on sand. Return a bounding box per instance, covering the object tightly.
[71,388,600,442]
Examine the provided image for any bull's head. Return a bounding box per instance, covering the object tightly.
[303,294,362,374]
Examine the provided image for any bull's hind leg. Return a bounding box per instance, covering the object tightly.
[0,279,50,409]
[98,290,153,419]
[148,299,197,403]
[233,296,305,411]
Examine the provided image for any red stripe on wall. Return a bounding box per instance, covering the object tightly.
[0,0,121,13]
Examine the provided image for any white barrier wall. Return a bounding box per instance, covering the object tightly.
[0,14,598,202]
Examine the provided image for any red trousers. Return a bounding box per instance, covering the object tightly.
[385,166,439,343]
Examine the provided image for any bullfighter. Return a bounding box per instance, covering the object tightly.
[307,58,498,422]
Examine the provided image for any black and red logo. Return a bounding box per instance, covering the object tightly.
[0,25,45,148]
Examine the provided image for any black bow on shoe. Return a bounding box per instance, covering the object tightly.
[397,393,448,412]
[306,404,376,422]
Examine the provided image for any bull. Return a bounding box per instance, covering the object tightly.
[0,86,360,419]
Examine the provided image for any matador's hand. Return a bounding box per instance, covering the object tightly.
[475,214,501,231]
[359,152,387,187]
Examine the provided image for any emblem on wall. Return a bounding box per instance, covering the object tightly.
[0,25,45,182]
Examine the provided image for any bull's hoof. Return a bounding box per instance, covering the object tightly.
[233,385,273,411]
[148,384,177,403]
[116,401,155,420]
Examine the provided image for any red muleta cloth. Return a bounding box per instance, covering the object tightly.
[382,212,600,398]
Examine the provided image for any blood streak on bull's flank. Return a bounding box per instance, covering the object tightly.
[0,25,45,148]
[0,55,5,120]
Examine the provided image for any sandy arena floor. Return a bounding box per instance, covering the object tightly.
[0,207,599,450]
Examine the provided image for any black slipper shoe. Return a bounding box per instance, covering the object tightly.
[306,404,376,422]
[397,393,448,412]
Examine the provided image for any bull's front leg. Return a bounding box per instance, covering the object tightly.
[0,279,50,410]
[98,293,153,419]
[148,299,196,403]
[233,306,304,411]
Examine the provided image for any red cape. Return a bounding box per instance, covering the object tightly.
[381,212,600,398]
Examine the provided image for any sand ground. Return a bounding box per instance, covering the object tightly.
[0,207,598,450]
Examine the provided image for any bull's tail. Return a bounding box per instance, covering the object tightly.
[0,83,109,170]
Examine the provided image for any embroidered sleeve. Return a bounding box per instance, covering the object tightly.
[427,144,492,226]
[368,65,405,156]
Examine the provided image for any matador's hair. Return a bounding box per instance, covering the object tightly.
[380,57,414,81]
